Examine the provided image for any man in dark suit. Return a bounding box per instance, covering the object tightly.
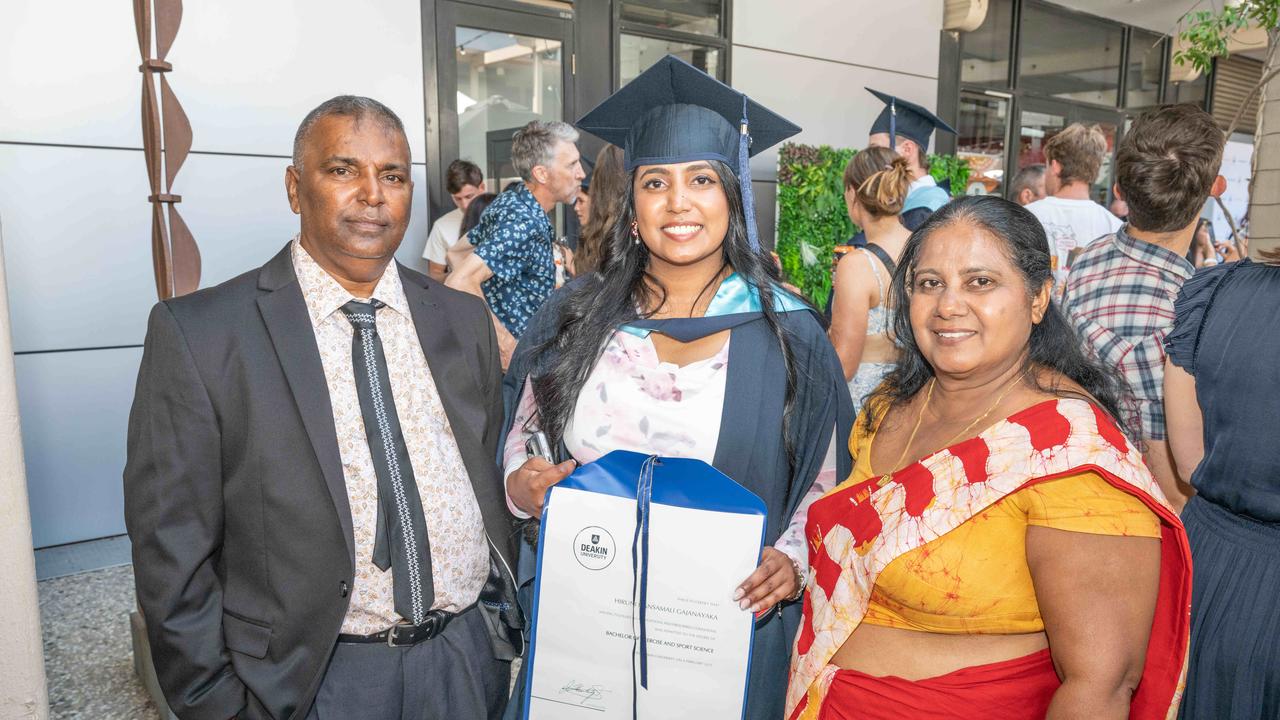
[124,96,520,720]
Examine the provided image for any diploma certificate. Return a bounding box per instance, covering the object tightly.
[523,452,766,719]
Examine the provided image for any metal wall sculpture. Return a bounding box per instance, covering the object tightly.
[133,0,200,300]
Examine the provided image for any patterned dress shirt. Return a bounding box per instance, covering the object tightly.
[469,182,554,337]
[291,239,488,634]
[1062,226,1194,441]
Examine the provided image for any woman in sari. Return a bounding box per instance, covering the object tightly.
[500,55,853,720]
[789,196,1191,719]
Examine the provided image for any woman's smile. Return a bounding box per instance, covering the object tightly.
[660,222,704,241]
[930,327,978,345]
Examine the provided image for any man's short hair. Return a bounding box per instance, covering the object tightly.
[446,159,483,194]
[292,95,408,169]
[1115,105,1224,233]
[1043,123,1108,186]
[1009,164,1046,200]
[896,136,930,171]
[511,121,579,182]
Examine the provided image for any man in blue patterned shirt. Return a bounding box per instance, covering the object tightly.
[447,121,584,365]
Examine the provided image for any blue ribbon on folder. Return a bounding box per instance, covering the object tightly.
[632,456,659,698]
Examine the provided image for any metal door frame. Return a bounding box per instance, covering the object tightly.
[425,1,576,222]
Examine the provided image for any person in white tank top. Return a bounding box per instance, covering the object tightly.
[829,147,915,412]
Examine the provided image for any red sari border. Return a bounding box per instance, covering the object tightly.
[786,398,1191,720]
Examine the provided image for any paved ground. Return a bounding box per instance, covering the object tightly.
[39,565,160,720]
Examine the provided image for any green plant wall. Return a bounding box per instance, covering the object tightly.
[775,144,854,306]
[775,143,971,305]
[927,154,973,200]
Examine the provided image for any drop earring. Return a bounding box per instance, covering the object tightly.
[630,220,640,245]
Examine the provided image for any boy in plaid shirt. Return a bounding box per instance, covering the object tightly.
[1062,104,1228,511]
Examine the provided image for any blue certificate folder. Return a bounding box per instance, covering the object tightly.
[522,450,767,719]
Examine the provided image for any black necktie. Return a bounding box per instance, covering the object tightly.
[340,300,434,624]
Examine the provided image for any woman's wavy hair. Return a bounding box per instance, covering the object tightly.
[527,159,802,464]
[575,145,627,276]
[459,192,497,237]
[865,195,1134,438]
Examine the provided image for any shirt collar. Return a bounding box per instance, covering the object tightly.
[618,274,809,337]
[291,236,412,326]
[513,183,552,228]
[1113,225,1194,280]
[908,174,938,192]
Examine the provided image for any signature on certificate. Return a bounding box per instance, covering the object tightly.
[559,680,611,709]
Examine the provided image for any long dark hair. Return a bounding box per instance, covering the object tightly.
[866,195,1133,438]
[576,145,627,276]
[459,192,498,237]
[528,159,801,463]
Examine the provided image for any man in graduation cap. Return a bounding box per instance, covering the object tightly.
[825,90,957,316]
[824,87,957,313]
[866,88,958,231]
[498,55,852,720]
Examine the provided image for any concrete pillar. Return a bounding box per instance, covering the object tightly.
[0,217,49,719]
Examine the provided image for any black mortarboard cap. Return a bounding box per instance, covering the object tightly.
[576,54,800,249]
[866,88,957,151]
[579,155,595,190]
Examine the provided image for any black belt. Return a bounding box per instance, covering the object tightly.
[337,603,473,647]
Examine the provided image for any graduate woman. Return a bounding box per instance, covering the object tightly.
[499,56,853,719]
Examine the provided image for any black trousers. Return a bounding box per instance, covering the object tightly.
[306,607,510,720]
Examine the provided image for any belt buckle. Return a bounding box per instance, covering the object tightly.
[386,621,414,648]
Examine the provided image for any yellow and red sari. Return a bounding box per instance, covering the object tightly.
[787,398,1191,720]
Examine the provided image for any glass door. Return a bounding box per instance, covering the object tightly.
[956,90,1012,197]
[434,2,575,208]
[1013,98,1122,206]
[1012,97,1070,180]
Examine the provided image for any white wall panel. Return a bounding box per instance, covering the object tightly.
[0,2,141,148]
[166,1,427,160]
[735,47,939,182]
[396,165,434,273]
[732,0,943,80]
[175,152,297,289]
[0,144,156,353]
[16,347,143,548]
[178,154,432,290]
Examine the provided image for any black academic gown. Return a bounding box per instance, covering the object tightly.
[499,279,854,720]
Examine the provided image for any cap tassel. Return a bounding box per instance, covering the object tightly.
[889,99,897,152]
[739,96,760,251]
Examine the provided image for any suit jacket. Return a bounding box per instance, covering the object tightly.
[124,243,520,720]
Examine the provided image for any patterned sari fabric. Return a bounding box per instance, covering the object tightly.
[786,398,1192,720]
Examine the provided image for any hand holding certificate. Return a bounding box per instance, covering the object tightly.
[522,451,767,719]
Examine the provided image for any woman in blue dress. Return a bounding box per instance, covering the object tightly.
[1165,249,1280,718]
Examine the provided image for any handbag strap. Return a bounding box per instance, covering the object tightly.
[864,242,897,278]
